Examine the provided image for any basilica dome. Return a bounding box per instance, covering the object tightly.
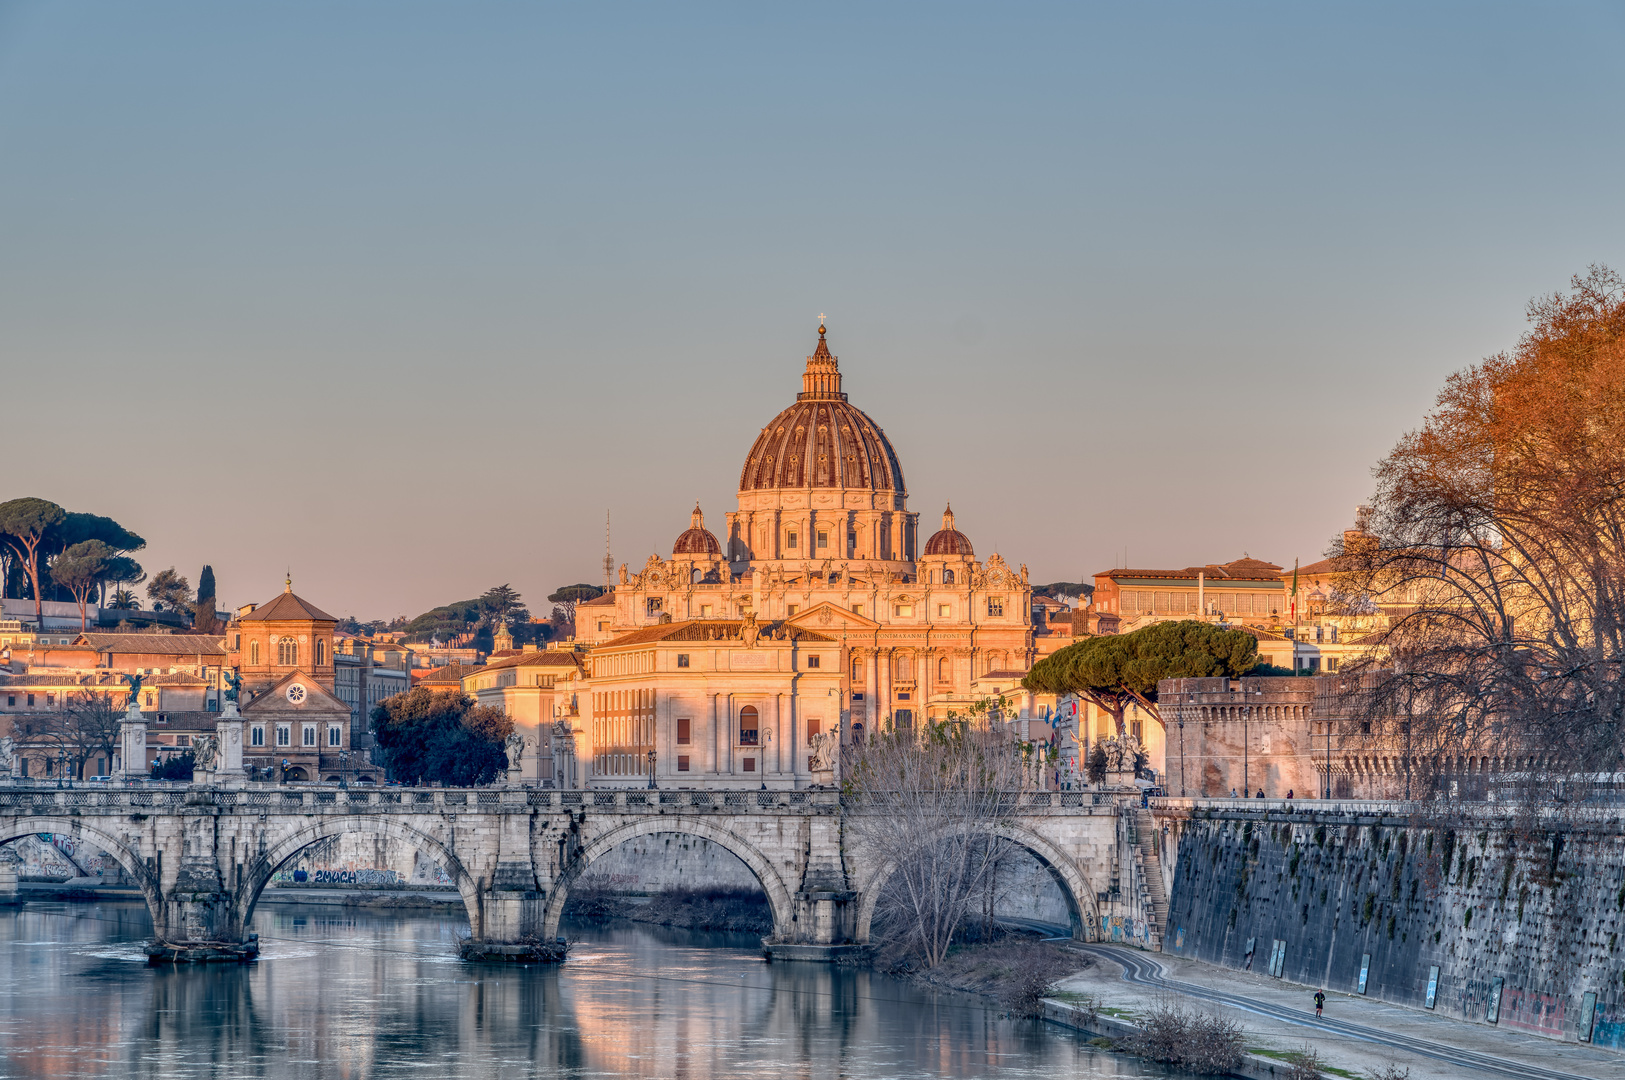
[923,505,974,557]
[738,326,906,496]
[673,504,723,555]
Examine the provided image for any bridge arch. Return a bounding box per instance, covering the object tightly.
[851,820,1100,944]
[236,815,480,936]
[0,816,164,931]
[541,817,796,942]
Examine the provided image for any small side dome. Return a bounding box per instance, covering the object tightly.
[673,503,723,556]
[923,504,973,557]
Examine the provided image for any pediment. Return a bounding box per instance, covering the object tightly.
[242,670,350,717]
[786,601,879,632]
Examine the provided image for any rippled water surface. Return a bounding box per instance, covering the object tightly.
[0,900,1189,1079]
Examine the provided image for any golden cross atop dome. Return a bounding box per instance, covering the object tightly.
[818,312,826,327]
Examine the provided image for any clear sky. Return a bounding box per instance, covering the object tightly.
[2,3,1622,621]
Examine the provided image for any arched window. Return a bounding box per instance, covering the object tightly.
[938,656,950,682]
[943,569,955,585]
[896,654,913,681]
[315,638,326,666]
[277,637,298,666]
[738,705,759,746]
[249,640,259,666]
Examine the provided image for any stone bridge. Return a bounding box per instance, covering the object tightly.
[0,784,1134,961]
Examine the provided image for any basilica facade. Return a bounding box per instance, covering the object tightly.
[563,325,1045,788]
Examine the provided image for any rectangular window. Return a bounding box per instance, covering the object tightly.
[987,597,1005,617]
[743,757,755,772]
[897,692,910,701]
[787,530,798,549]
[851,604,863,617]
[277,726,291,747]
[252,726,264,747]
[938,604,951,617]
[699,605,713,618]
[787,604,799,617]
[677,718,691,744]
[27,694,35,707]
[17,759,25,778]
[646,598,663,618]
[5,696,12,707]
[817,531,828,549]
[45,694,54,706]
[1326,657,1340,672]
[303,725,316,746]
[894,604,913,617]
[806,655,820,669]
[176,735,191,747]
[328,726,342,747]
[677,755,690,772]
[806,718,820,744]
[676,653,690,668]
[598,621,609,632]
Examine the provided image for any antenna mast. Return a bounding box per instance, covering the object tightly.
[603,511,614,590]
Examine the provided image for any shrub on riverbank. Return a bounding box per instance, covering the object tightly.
[875,929,1088,1016]
[1116,1001,1244,1074]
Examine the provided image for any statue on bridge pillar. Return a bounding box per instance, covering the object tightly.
[114,673,147,781]
[211,667,248,787]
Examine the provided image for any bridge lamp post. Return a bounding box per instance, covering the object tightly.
[646,749,657,790]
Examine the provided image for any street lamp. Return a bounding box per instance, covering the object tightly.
[646,749,657,790]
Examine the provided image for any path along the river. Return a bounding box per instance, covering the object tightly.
[1057,943,1625,1080]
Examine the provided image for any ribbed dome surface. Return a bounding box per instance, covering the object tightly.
[923,505,973,556]
[673,504,723,555]
[738,327,906,494]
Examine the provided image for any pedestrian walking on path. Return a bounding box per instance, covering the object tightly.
[1314,990,1326,1017]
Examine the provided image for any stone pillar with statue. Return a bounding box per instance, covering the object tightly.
[213,668,247,787]
[114,673,148,781]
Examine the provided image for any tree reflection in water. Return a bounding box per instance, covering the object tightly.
[0,901,1189,1078]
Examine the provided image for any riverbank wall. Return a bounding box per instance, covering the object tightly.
[1160,802,1625,1047]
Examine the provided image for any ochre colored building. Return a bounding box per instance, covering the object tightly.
[564,325,1048,788]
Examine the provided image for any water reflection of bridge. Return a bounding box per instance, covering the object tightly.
[0,784,1137,960]
[0,910,1110,1078]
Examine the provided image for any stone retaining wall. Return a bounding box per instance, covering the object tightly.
[1164,807,1625,1046]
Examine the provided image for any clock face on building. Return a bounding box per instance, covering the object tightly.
[286,684,307,705]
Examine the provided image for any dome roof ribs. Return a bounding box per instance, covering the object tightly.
[737,322,907,497]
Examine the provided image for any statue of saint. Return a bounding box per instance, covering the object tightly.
[504,731,525,767]
[191,734,218,772]
[122,672,143,698]
[809,729,839,772]
[224,668,243,703]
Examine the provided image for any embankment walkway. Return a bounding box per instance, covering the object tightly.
[1052,944,1625,1080]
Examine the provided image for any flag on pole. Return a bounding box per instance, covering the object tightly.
[1290,558,1299,621]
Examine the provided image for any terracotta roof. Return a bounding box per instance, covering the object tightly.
[1098,557,1286,584]
[480,651,583,672]
[75,633,228,656]
[977,669,1030,680]
[238,590,338,623]
[579,591,616,607]
[418,663,479,686]
[602,620,835,647]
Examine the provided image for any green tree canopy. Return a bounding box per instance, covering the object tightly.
[1023,620,1261,734]
[547,584,604,629]
[51,540,113,631]
[194,565,220,635]
[146,567,192,616]
[0,498,67,625]
[369,688,513,786]
[1033,581,1094,603]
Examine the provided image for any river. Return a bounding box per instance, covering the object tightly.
[0,899,1194,1079]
